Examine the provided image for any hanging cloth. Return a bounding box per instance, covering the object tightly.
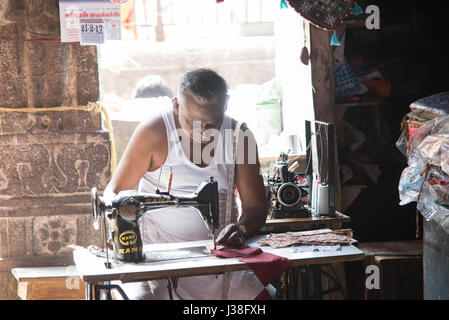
[285,0,356,31]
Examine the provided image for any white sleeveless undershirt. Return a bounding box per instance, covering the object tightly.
[137,102,241,244]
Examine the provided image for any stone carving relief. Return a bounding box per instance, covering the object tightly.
[0,0,59,38]
[75,160,90,192]
[0,0,99,109]
[0,168,7,191]
[33,215,77,255]
[0,134,111,198]
[0,0,103,300]
[0,111,101,135]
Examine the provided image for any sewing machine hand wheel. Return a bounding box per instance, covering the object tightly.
[91,187,102,230]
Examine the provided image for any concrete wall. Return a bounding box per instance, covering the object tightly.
[99,36,276,99]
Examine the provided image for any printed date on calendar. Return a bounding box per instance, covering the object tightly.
[80,24,104,33]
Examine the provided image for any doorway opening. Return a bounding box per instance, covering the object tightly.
[98,0,314,169]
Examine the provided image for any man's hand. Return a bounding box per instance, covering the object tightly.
[216,223,246,248]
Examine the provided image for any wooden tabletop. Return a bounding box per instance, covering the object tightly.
[265,212,350,227]
[12,265,80,282]
[261,212,350,233]
[11,265,85,300]
[359,240,423,257]
[73,234,364,284]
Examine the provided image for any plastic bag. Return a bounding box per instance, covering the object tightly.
[398,114,449,224]
[399,161,449,221]
[408,114,449,164]
[395,134,409,158]
[398,163,425,206]
[417,179,449,221]
[254,80,283,147]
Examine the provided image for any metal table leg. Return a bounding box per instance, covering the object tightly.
[85,282,94,300]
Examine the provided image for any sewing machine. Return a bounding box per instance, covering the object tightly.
[91,177,220,263]
[265,152,311,219]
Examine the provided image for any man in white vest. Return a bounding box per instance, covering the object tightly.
[104,68,273,299]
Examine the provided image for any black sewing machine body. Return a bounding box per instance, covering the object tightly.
[91,177,219,263]
[265,153,311,219]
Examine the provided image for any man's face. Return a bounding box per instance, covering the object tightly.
[173,94,226,144]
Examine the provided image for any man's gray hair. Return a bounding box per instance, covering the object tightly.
[178,68,228,108]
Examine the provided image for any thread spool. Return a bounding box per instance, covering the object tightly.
[311,177,316,214]
[317,184,329,215]
[312,177,321,216]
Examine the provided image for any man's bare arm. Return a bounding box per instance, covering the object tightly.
[216,125,267,247]
[235,154,267,236]
[103,116,165,202]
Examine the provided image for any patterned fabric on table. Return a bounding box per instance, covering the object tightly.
[287,0,355,30]
[258,229,357,248]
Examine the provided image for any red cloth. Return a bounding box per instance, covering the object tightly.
[255,288,272,300]
[211,246,292,298]
[212,247,262,258]
[240,252,291,286]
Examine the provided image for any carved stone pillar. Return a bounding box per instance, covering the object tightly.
[0,0,110,299]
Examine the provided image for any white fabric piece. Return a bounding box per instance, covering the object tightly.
[292,245,342,253]
[120,102,269,300]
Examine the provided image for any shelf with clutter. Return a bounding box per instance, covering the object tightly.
[330,3,393,216]
[330,0,449,249]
